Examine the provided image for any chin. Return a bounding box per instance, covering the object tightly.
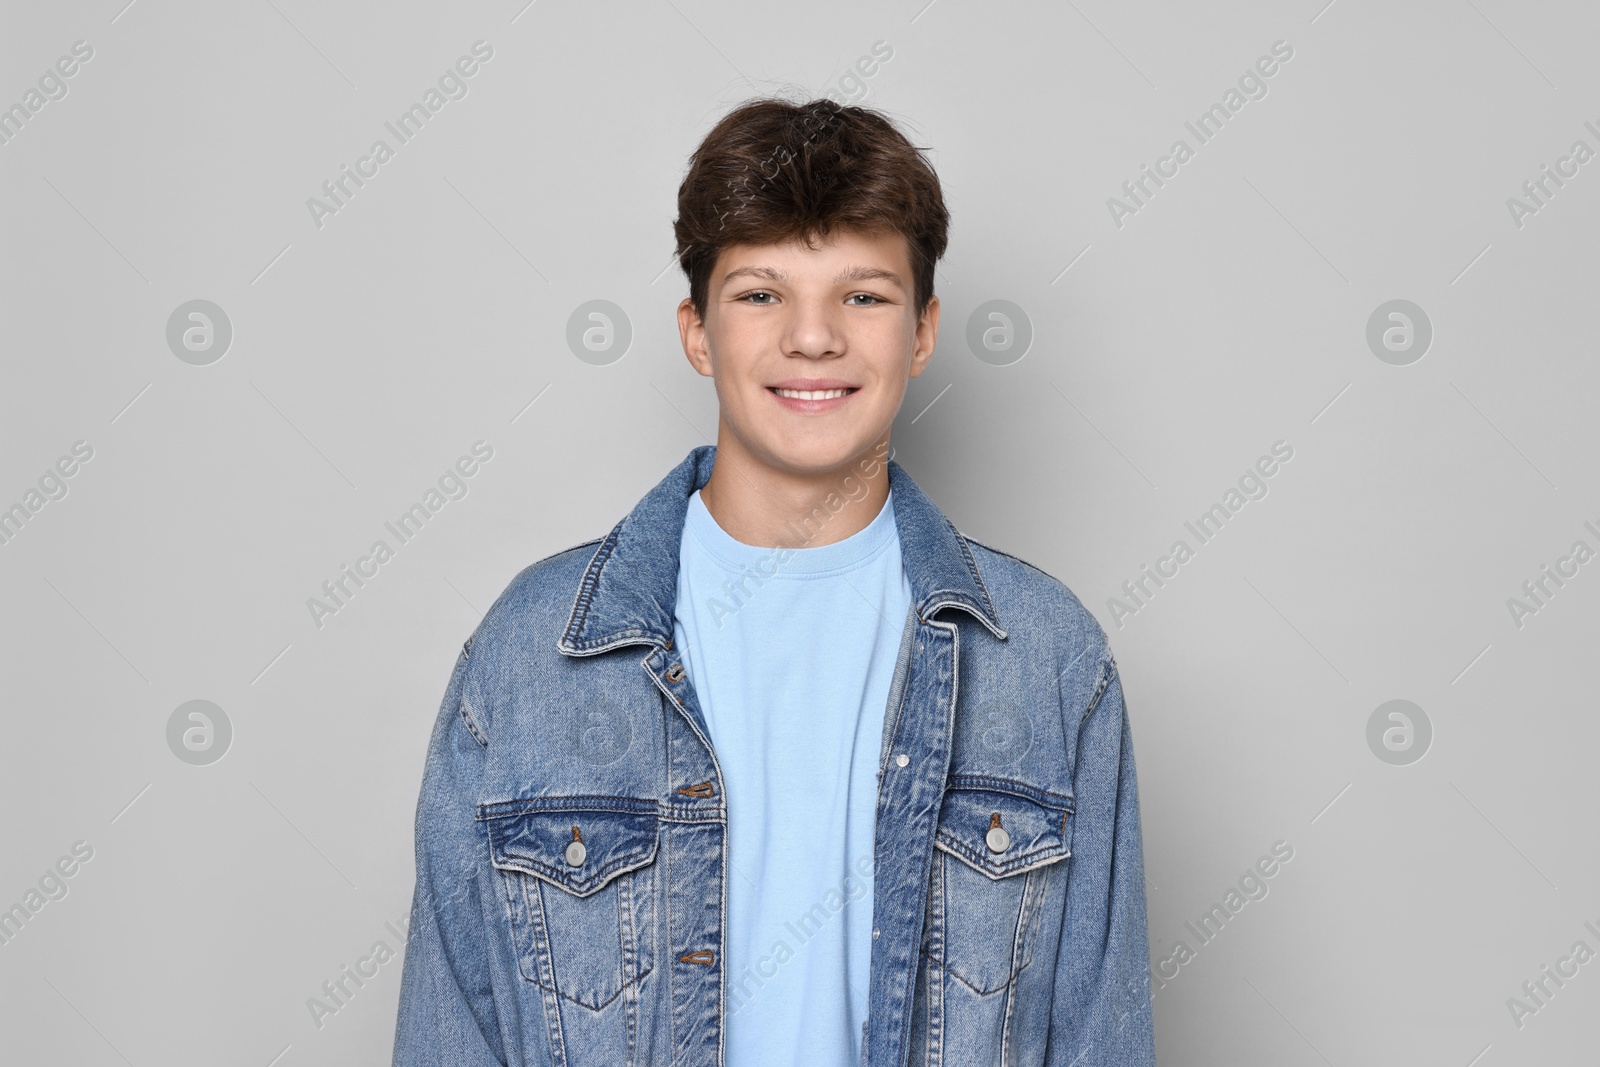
[759,434,870,475]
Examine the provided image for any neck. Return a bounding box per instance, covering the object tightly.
[697,430,891,550]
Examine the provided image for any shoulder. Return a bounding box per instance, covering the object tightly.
[463,537,603,663]
[961,533,1118,712]
[446,537,605,738]
[963,535,1107,649]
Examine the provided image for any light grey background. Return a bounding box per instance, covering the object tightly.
[2,1,1596,1064]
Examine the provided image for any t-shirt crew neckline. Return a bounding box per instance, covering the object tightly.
[683,486,898,579]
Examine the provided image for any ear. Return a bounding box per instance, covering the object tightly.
[678,298,714,378]
[908,294,939,379]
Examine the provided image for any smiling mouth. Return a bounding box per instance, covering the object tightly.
[768,387,858,400]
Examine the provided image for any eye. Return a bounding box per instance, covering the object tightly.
[738,290,776,305]
[847,293,884,307]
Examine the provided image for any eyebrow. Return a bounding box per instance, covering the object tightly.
[720,264,906,290]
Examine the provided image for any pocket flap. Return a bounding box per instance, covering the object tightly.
[478,796,659,897]
[933,777,1074,880]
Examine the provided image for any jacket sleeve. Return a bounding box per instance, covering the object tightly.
[392,639,511,1067]
[1045,655,1157,1066]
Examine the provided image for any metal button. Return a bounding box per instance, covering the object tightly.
[986,826,1010,853]
[895,753,910,768]
[565,840,586,866]
[872,928,881,940]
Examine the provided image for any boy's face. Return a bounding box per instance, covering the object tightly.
[677,227,938,478]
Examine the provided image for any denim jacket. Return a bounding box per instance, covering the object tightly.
[393,445,1155,1067]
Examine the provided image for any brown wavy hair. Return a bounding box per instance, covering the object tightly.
[673,97,949,320]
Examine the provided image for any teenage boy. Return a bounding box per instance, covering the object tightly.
[394,98,1155,1067]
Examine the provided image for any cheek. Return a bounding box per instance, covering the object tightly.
[865,367,911,414]
[871,318,921,382]
[705,322,765,385]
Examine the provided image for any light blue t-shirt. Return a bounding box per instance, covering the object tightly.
[672,486,912,1066]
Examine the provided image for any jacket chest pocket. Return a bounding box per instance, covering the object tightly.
[480,797,659,1013]
[927,780,1074,997]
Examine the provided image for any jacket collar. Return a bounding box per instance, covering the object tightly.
[558,445,1006,656]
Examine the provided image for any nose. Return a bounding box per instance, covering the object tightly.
[781,295,846,360]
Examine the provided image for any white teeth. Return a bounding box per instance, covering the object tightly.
[774,388,851,400]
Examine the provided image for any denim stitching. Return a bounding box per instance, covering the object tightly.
[660,807,725,824]
[522,870,570,1063]
[521,960,656,1010]
[490,845,658,897]
[560,526,622,649]
[477,795,658,819]
[1084,651,1117,719]
[929,848,947,1065]
[944,774,1076,809]
[898,616,961,1065]
[952,531,1005,627]
[932,833,1070,879]
[516,872,656,1013]
[999,868,1039,1060]
[919,594,1007,640]
[458,696,488,750]
[918,944,1033,998]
